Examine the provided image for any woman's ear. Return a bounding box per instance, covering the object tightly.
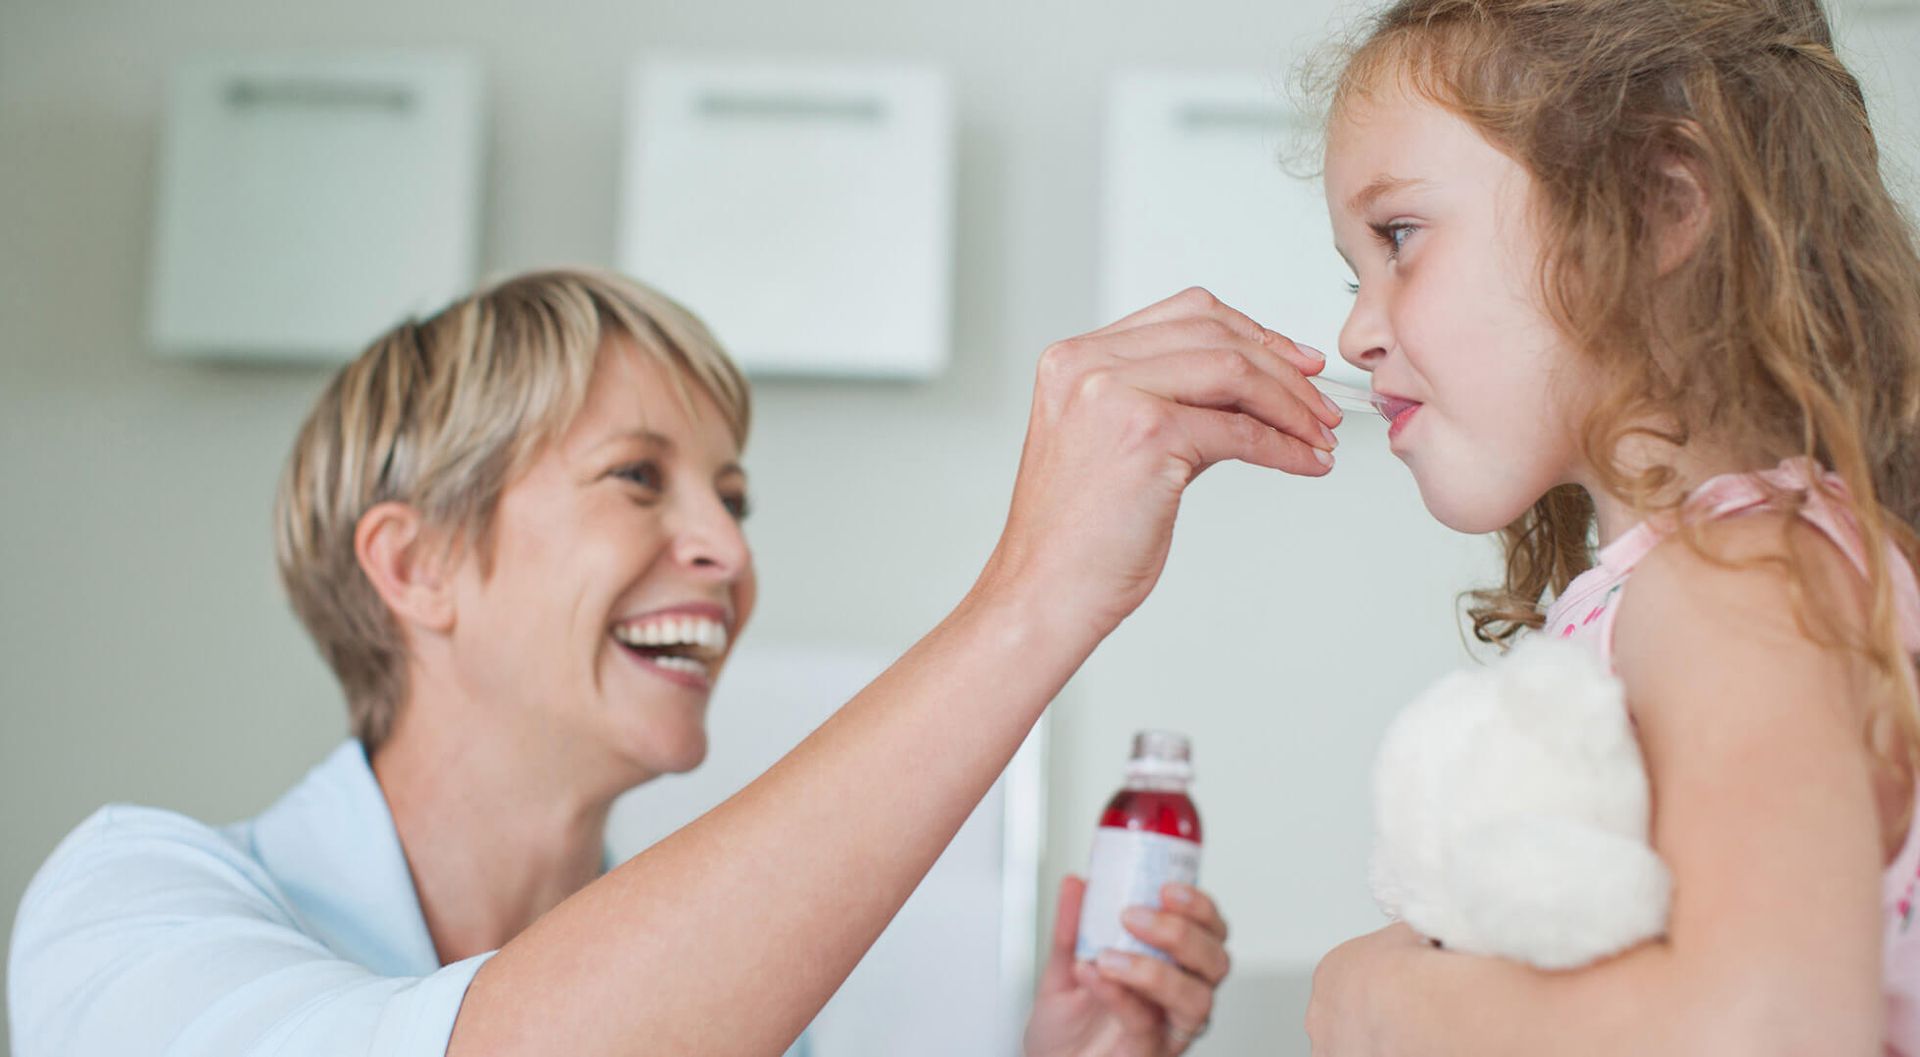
[354,502,459,634]
[1654,153,1710,276]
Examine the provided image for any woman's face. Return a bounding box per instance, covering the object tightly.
[1324,77,1593,533]
[445,340,755,783]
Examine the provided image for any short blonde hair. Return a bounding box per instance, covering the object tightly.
[273,268,750,750]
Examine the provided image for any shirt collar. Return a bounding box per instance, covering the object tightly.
[242,740,442,976]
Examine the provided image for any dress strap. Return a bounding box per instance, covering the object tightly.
[1687,458,1920,653]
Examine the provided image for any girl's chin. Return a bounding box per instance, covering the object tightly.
[1414,475,1537,535]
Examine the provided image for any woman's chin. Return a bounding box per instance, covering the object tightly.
[617,725,710,780]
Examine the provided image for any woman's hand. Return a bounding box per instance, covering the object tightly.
[1024,877,1232,1057]
[975,288,1339,645]
[1304,923,1426,1056]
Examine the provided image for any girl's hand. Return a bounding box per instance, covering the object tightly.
[975,288,1338,645]
[1304,923,1426,1056]
[1023,876,1232,1057]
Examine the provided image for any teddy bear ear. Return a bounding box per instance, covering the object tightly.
[1492,636,1630,750]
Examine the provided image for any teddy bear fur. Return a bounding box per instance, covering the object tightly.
[1370,634,1672,970]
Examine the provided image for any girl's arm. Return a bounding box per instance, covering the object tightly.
[449,290,1337,1057]
[1309,512,1887,1057]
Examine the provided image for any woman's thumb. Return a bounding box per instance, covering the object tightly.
[1040,875,1089,991]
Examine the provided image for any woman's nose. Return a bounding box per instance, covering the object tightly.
[668,493,750,579]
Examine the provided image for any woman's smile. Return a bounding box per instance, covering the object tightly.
[610,602,734,691]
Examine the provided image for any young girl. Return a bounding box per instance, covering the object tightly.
[1303,0,1920,1052]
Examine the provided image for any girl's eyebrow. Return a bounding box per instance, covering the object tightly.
[1347,175,1431,214]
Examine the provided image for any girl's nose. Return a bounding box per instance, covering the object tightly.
[1345,343,1387,372]
[1339,293,1390,373]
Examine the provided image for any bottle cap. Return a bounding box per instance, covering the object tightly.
[1125,729,1193,781]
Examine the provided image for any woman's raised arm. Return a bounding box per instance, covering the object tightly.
[448,288,1339,1057]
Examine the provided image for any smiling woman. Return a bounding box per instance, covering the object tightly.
[335,337,761,799]
[6,270,1332,1057]
[273,271,752,759]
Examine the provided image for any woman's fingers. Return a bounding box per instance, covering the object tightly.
[982,286,1336,640]
[1169,405,1334,477]
[1093,948,1217,1046]
[1161,882,1228,942]
[1084,286,1332,382]
[1093,319,1340,429]
[1049,357,1334,478]
[1103,349,1339,451]
[1083,285,1228,337]
[1072,961,1163,1032]
[1121,903,1231,985]
[1087,884,1231,1052]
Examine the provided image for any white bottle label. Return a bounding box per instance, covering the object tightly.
[1075,825,1202,963]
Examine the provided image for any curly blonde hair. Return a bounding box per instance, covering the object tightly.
[273,268,749,751]
[1322,0,1920,764]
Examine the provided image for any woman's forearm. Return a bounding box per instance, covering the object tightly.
[448,580,1094,1057]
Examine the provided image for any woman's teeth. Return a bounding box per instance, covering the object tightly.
[612,615,729,657]
[646,654,711,678]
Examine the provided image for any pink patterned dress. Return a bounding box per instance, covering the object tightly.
[1540,456,1920,1053]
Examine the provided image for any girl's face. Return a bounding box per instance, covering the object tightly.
[446,341,755,785]
[1324,78,1593,533]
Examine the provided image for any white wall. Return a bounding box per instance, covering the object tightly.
[0,3,1514,1054]
[14,0,1920,1054]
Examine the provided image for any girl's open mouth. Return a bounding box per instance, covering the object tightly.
[1378,396,1422,439]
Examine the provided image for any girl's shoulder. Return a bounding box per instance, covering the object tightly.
[1610,508,1876,732]
[1597,512,1891,1037]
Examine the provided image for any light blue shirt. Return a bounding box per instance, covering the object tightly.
[9,741,811,1057]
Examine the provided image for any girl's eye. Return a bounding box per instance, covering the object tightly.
[1344,279,1360,295]
[1371,221,1416,258]
[722,492,752,522]
[613,460,665,493]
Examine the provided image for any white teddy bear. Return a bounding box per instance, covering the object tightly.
[1369,634,1673,970]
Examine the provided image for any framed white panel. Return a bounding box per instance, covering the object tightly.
[147,52,483,362]
[1102,71,1366,387]
[619,58,955,379]
[607,643,1043,1056]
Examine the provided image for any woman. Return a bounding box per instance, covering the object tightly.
[9,269,1342,1056]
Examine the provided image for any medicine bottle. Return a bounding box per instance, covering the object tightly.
[1074,730,1202,962]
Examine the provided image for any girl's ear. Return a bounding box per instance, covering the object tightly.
[1654,152,1711,276]
[354,501,459,634]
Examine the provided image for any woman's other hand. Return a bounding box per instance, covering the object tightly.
[975,288,1339,646]
[1024,877,1231,1057]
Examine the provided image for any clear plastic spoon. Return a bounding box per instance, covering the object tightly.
[1308,375,1391,420]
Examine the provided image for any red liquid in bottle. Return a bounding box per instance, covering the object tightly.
[1098,787,1202,843]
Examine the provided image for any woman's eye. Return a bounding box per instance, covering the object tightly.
[1344,279,1360,295]
[723,493,752,522]
[613,461,665,492]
